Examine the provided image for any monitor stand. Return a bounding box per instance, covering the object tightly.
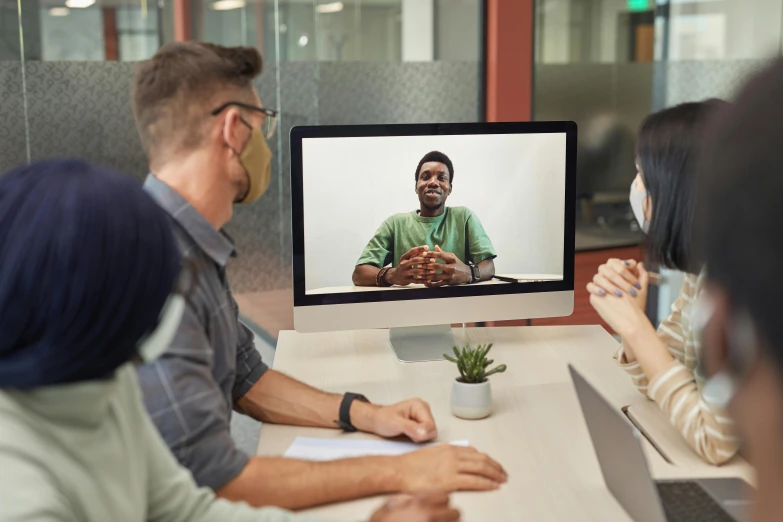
[389,324,456,363]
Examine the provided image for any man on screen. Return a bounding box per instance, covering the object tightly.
[353,151,497,287]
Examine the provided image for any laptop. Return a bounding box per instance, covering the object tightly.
[568,365,752,522]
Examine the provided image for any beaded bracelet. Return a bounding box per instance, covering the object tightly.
[376,267,392,287]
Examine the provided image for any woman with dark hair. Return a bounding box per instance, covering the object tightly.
[697,59,783,522]
[0,159,458,522]
[586,99,737,465]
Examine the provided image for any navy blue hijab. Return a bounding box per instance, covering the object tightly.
[0,159,180,388]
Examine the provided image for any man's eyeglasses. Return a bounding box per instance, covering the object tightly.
[211,101,279,140]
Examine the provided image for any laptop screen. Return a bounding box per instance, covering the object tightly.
[569,365,667,522]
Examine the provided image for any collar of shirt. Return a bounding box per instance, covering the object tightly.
[414,207,449,224]
[143,174,236,267]
[4,366,124,428]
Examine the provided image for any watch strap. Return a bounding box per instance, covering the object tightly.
[469,262,479,283]
[334,392,370,432]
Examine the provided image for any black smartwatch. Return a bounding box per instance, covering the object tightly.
[334,392,370,432]
[469,262,481,284]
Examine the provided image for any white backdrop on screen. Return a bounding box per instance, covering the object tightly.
[302,133,567,291]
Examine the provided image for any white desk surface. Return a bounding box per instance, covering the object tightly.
[257,326,753,521]
[307,274,564,295]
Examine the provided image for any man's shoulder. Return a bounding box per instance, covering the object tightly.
[446,206,476,221]
[168,219,197,253]
[383,211,418,226]
[166,221,216,283]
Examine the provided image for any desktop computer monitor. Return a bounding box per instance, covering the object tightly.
[290,121,577,361]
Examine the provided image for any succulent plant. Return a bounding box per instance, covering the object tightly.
[443,343,507,384]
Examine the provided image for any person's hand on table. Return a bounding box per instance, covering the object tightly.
[358,398,438,442]
[387,246,437,286]
[421,246,472,287]
[369,492,460,522]
[392,444,507,492]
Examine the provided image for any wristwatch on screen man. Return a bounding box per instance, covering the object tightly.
[469,261,481,284]
[334,392,370,432]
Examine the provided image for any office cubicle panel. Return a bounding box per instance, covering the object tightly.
[0,62,27,171]
[0,59,480,300]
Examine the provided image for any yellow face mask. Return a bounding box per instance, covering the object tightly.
[237,127,272,205]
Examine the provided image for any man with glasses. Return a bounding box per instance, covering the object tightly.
[131,42,506,511]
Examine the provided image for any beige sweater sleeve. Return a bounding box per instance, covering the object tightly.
[615,343,651,396]
[648,359,738,465]
[615,276,739,464]
[615,281,690,394]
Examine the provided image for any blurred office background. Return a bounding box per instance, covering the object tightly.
[1,0,779,340]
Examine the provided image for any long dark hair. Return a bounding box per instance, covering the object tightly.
[637,99,729,273]
[698,61,783,368]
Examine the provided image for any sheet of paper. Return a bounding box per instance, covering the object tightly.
[283,437,469,461]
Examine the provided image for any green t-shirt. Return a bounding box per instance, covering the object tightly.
[356,206,497,268]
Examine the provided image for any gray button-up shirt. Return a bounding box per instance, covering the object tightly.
[138,174,269,491]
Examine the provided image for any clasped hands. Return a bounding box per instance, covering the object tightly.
[386,245,471,287]
[586,258,655,340]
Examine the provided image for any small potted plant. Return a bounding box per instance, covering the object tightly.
[444,343,506,420]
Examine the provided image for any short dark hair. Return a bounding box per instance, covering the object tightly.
[415,151,454,183]
[698,60,783,364]
[637,99,728,273]
[132,42,263,168]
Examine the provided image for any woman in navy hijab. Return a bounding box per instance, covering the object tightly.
[0,159,458,522]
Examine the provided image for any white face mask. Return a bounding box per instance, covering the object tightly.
[630,181,650,233]
[136,293,185,364]
[693,294,759,411]
[692,296,732,409]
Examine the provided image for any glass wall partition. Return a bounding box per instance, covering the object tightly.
[533,0,783,325]
[1,0,484,340]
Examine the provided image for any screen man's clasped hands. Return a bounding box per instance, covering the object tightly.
[386,245,472,287]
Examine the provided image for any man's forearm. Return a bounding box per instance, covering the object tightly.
[235,369,380,431]
[478,259,495,282]
[216,455,400,509]
[352,264,381,286]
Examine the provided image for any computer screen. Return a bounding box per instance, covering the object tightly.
[290,122,576,332]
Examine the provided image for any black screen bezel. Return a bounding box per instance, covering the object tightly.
[291,121,578,307]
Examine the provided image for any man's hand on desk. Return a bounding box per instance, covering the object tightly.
[352,398,438,442]
[369,492,460,522]
[392,444,508,492]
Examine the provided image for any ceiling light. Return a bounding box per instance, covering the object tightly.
[316,1,344,14]
[65,0,95,7]
[211,0,246,10]
[49,7,70,16]
[298,35,309,47]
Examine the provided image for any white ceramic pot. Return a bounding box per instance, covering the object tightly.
[451,378,492,420]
